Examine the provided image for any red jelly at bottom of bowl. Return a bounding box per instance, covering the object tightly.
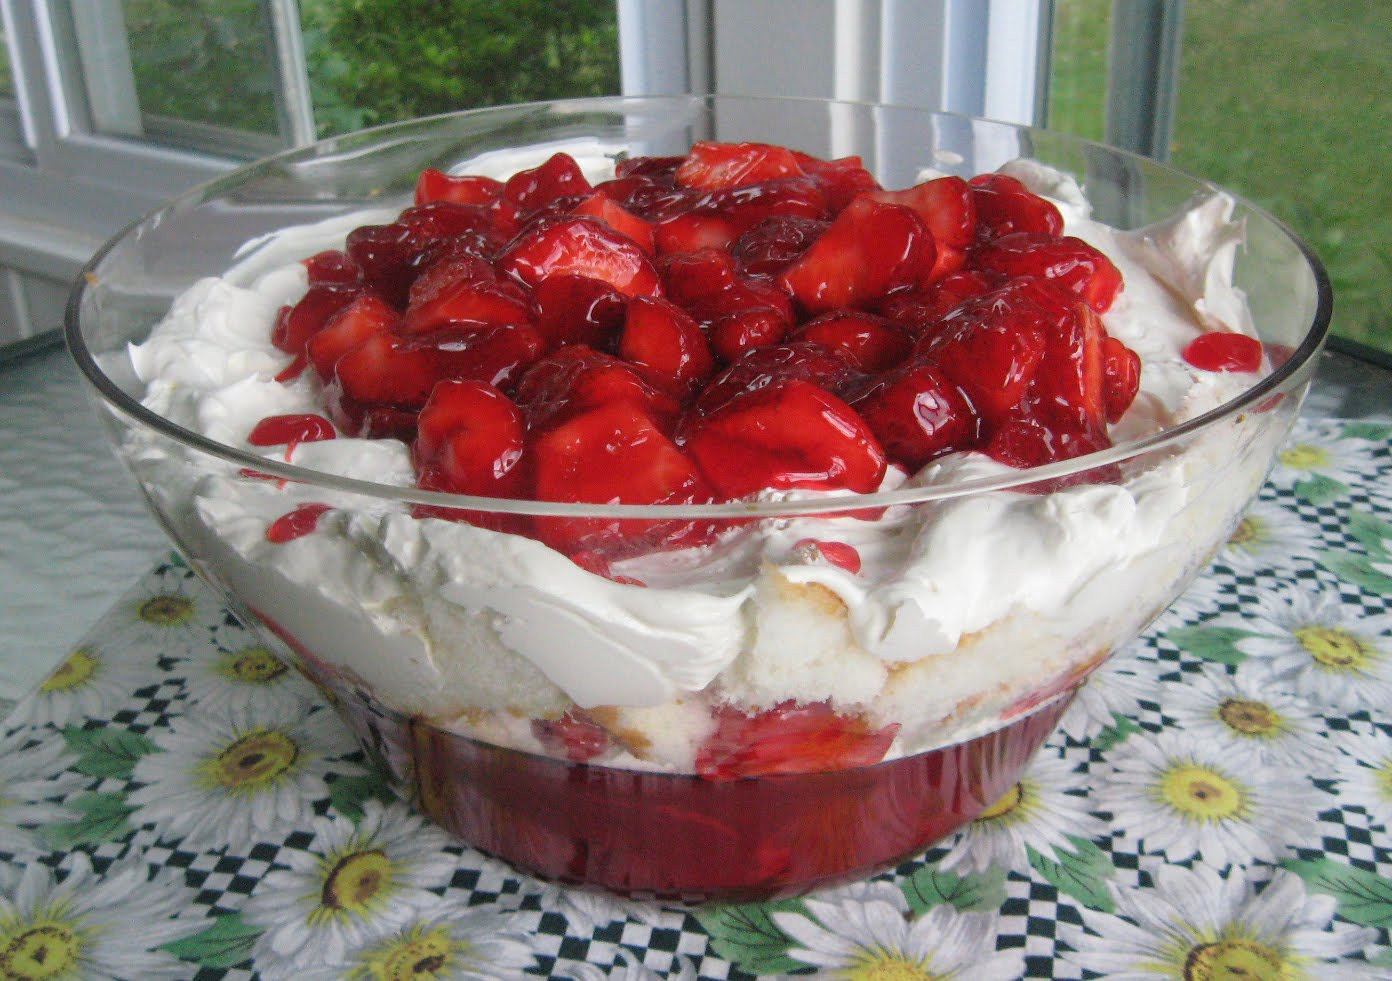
[304,659,1073,902]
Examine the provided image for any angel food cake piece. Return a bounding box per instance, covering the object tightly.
[129,141,1274,777]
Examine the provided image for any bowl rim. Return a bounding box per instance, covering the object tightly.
[64,93,1334,520]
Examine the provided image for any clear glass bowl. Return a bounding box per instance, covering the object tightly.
[66,95,1330,901]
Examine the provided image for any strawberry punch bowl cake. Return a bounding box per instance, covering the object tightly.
[68,97,1330,899]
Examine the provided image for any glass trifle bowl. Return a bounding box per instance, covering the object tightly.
[66,95,1330,901]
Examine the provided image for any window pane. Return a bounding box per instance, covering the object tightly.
[300,0,621,139]
[1046,0,1110,143]
[1170,1,1392,352]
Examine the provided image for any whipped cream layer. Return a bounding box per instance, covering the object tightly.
[124,161,1286,770]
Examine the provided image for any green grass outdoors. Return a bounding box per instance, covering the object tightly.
[1050,0,1392,352]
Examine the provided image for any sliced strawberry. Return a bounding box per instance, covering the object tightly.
[684,377,886,498]
[531,709,613,762]
[414,379,528,501]
[406,255,496,307]
[1182,332,1263,373]
[529,400,717,555]
[516,346,681,432]
[687,176,829,235]
[306,292,399,382]
[530,274,628,350]
[414,168,504,206]
[618,295,715,397]
[497,215,661,298]
[916,281,1050,426]
[791,310,912,372]
[690,342,863,420]
[710,312,788,365]
[401,272,532,335]
[502,152,592,215]
[968,173,1064,241]
[984,405,1115,485]
[399,200,506,242]
[675,141,805,191]
[654,212,739,255]
[779,198,936,314]
[1102,335,1142,423]
[303,250,361,287]
[695,700,899,780]
[659,249,740,306]
[271,283,361,357]
[792,152,881,213]
[247,413,336,447]
[615,154,685,182]
[866,175,976,250]
[848,360,981,469]
[973,232,1123,312]
[1026,295,1109,437]
[875,270,1001,333]
[732,215,829,277]
[572,192,656,254]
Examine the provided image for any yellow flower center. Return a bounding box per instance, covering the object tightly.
[1294,625,1373,670]
[1217,698,1282,738]
[320,850,393,917]
[1183,938,1288,981]
[844,954,940,981]
[223,647,288,685]
[1278,444,1330,471]
[361,924,456,980]
[1160,763,1245,821]
[1227,516,1259,548]
[201,729,299,792]
[0,922,81,980]
[138,594,195,627]
[39,648,98,694]
[977,782,1024,822]
[1376,758,1392,804]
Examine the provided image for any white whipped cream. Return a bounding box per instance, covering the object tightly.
[124,161,1283,769]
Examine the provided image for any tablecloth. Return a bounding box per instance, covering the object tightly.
[3,414,1391,980]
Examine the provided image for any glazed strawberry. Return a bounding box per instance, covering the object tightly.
[791,538,863,574]
[984,406,1113,479]
[915,281,1050,426]
[303,250,361,287]
[398,200,507,242]
[572,192,656,254]
[690,342,862,420]
[272,283,361,360]
[265,503,334,544]
[968,172,1064,241]
[779,198,936,313]
[1027,296,1109,437]
[710,312,788,365]
[865,175,975,279]
[516,346,682,432]
[674,141,804,191]
[684,377,887,498]
[531,709,613,763]
[1182,332,1263,373]
[687,177,828,236]
[401,270,532,335]
[414,379,528,499]
[531,274,628,349]
[792,152,881,212]
[874,270,1001,331]
[732,216,829,277]
[529,400,717,554]
[618,296,716,397]
[973,232,1123,313]
[615,154,685,182]
[659,249,740,306]
[791,311,912,372]
[849,361,980,468]
[654,212,739,255]
[497,215,661,298]
[306,292,399,382]
[502,152,592,215]
[414,168,504,206]
[247,413,336,447]
[696,700,899,780]
[1102,335,1142,423]
[345,221,432,306]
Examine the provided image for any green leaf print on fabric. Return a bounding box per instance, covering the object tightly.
[1342,422,1392,442]
[1028,835,1116,913]
[1320,550,1392,594]
[695,900,812,976]
[327,770,396,822]
[1092,712,1142,752]
[902,864,1007,916]
[1165,626,1266,665]
[1348,511,1392,557]
[61,725,158,779]
[41,792,136,849]
[161,913,263,970]
[1282,858,1392,928]
[1294,474,1350,505]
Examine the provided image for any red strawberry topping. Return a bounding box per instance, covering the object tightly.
[1182,332,1263,373]
[497,215,661,298]
[247,413,336,447]
[695,700,899,779]
[675,141,805,191]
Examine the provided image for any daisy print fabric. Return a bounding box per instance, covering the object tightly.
[0,417,1390,979]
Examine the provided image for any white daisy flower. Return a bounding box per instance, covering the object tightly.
[521,877,668,935]
[1331,728,1392,829]
[0,729,88,857]
[773,895,1022,980]
[1217,496,1323,575]
[1058,655,1159,742]
[1266,421,1379,493]
[107,575,223,658]
[180,632,319,717]
[1224,583,1392,714]
[128,700,360,853]
[7,640,151,729]
[938,749,1108,874]
[0,852,204,980]
[1163,664,1340,770]
[1059,864,1378,980]
[559,948,698,981]
[242,800,465,975]
[1149,570,1229,632]
[1093,730,1323,868]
